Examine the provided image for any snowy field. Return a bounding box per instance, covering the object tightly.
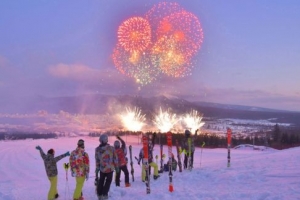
[1,135,300,200]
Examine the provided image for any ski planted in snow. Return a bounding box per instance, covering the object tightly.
[227,128,232,167]
[187,137,192,171]
[175,139,182,172]
[159,133,164,173]
[166,131,174,192]
[142,134,151,194]
[129,145,134,182]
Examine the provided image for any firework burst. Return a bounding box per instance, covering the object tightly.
[182,110,205,134]
[151,35,193,77]
[118,17,151,52]
[157,11,204,56]
[119,107,146,132]
[112,44,160,85]
[145,2,184,41]
[153,107,179,133]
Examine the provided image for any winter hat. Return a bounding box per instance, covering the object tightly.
[47,149,55,155]
[99,134,108,144]
[77,139,85,148]
[114,140,120,148]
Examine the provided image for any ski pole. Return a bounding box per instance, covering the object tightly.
[63,163,71,200]
[200,142,205,168]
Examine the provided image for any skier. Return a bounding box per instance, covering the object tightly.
[137,133,160,181]
[95,134,118,200]
[35,145,70,200]
[182,130,196,169]
[114,135,131,187]
[69,139,90,200]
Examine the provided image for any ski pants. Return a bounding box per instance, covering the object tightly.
[115,165,130,186]
[97,171,113,197]
[142,162,158,181]
[47,176,58,200]
[184,151,194,169]
[73,176,85,199]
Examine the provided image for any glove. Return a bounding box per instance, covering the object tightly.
[94,178,98,186]
[64,151,70,156]
[35,145,42,151]
[138,160,140,165]
[85,173,89,181]
[115,167,120,173]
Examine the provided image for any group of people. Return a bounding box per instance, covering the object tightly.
[36,130,197,200]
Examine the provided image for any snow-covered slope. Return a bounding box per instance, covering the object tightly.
[0,136,299,200]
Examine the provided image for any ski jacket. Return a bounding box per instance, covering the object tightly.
[115,138,127,167]
[95,143,118,173]
[182,136,195,153]
[69,147,90,177]
[38,149,67,177]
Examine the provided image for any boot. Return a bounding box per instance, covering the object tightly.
[153,175,160,180]
[125,183,131,187]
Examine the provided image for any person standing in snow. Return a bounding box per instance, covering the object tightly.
[137,133,160,181]
[95,134,118,200]
[114,135,131,187]
[182,130,197,169]
[36,145,70,200]
[69,139,90,200]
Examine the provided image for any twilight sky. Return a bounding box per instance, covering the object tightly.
[1,0,300,112]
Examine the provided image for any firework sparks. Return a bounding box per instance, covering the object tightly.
[182,110,205,134]
[151,35,193,77]
[157,11,204,56]
[118,17,152,52]
[119,107,146,132]
[112,45,160,85]
[153,107,179,133]
[112,2,204,85]
[145,2,184,41]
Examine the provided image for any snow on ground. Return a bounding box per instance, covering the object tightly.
[0,135,300,200]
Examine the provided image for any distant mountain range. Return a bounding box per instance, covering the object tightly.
[3,94,300,127]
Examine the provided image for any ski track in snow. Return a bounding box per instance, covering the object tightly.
[1,136,300,200]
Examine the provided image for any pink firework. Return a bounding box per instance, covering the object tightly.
[145,2,184,40]
[117,17,152,52]
[157,11,204,56]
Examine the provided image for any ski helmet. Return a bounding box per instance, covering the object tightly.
[114,140,120,148]
[99,134,108,144]
[185,130,191,136]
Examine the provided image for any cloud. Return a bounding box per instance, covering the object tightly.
[48,63,103,81]
[47,63,138,95]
